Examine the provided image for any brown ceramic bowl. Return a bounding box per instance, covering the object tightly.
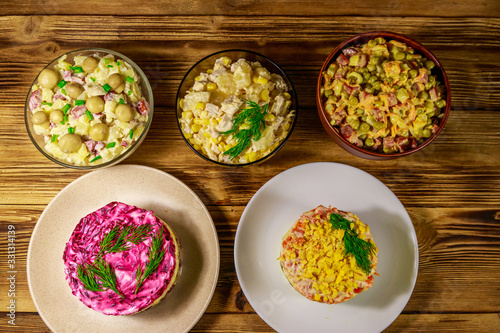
[316,31,451,160]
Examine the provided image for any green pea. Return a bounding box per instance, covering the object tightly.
[341,91,349,100]
[417,107,425,115]
[376,65,383,73]
[422,128,432,138]
[359,122,370,133]
[400,63,410,71]
[365,137,374,147]
[409,69,418,78]
[393,84,401,90]
[422,57,428,63]
[375,37,385,44]
[418,113,428,121]
[425,60,435,70]
[435,99,446,108]
[356,108,365,115]
[367,64,376,72]
[350,119,360,129]
[327,69,335,77]
[374,100,384,108]
[394,51,405,61]
[324,89,333,97]
[349,96,358,106]
[365,86,374,94]
[406,53,414,61]
[428,75,436,83]
[359,67,368,74]
[368,39,377,48]
[373,81,382,90]
[418,91,429,100]
[373,121,384,130]
[380,73,386,80]
[397,88,410,102]
[328,95,338,103]
[363,72,371,81]
[325,103,334,112]
[358,133,367,140]
[369,75,377,83]
[361,114,367,122]
[425,82,433,90]
[369,56,380,65]
[399,73,408,83]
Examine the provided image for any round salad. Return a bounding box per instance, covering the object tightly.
[178,56,295,165]
[320,37,446,154]
[27,51,150,166]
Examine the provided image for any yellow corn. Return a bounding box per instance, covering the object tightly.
[207,69,213,74]
[194,76,201,81]
[182,111,193,119]
[203,131,211,138]
[260,89,270,101]
[221,56,232,65]
[199,119,210,125]
[207,83,217,91]
[245,151,258,162]
[200,110,208,119]
[264,113,275,122]
[196,102,206,110]
[257,76,269,85]
[183,132,193,139]
[193,143,201,151]
[210,118,218,126]
[283,92,291,100]
[191,124,202,133]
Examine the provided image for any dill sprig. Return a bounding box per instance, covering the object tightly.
[77,223,156,298]
[135,226,167,293]
[329,213,376,276]
[220,100,268,160]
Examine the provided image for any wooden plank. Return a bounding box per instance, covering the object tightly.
[1,312,498,332]
[1,206,498,313]
[1,0,498,17]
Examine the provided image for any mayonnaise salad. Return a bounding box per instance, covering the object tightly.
[28,51,150,166]
[178,56,295,164]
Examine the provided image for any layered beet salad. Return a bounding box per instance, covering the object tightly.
[63,202,180,315]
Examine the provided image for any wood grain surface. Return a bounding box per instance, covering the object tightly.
[0,1,499,332]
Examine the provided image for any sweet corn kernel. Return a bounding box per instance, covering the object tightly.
[210,118,218,126]
[191,124,202,133]
[183,132,192,139]
[203,131,211,138]
[260,89,270,101]
[264,113,275,122]
[207,69,213,74]
[199,119,210,125]
[193,144,201,150]
[221,56,232,65]
[257,76,269,85]
[207,83,217,91]
[252,76,259,83]
[200,110,208,119]
[194,76,201,81]
[196,102,206,109]
[283,92,291,100]
[182,111,193,119]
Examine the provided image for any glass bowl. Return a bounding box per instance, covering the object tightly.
[25,48,154,169]
[316,31,451,160]
[176,49,298,167]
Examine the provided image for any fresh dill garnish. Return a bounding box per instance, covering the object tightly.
[135,227,167,293]
[78,224,155,298]
[329,213,376,276]
[220,100,268,160]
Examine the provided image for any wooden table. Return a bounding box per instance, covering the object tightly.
[1,1,499,332]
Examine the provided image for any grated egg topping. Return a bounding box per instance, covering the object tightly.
[279,205,378,304]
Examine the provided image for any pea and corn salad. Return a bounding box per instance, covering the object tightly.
[321,37,447,154]
[178,56,295,164]
[28,52,150,166]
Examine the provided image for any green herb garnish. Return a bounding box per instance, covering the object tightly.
[70,66,83,73]
[104,58,110,64]
[75,99,85,105]
[117,60,121,66]
[118,98,125,105]
[62,103,71,114]
[77,223,159,298]
[106,142,116,148]
[42,102,52,106]
[68,127,75,134]
[128,129,134,139]
[126,76,134,83]
[135,227,166,293]
[58,80,67,88]
[329,213,376,276]
[90,77,95,82]
[90,155,102,163]
[103,83,112,93]
[61,88,67,95]
[50,135,58,143]
[85,110,93,120]
[107,65,113,68]
[127,90,132,95]
[220,100,268,160]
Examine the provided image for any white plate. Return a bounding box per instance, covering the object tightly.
[234,162,418,333]
[27,165,220,333]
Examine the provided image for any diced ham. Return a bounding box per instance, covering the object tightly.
[337,54,349,66]
[63,70,86,85]
[383,136,395,150]
[331,106,347,125]
[103,92,115,101]
[343,84,359,95]
[409,137,418,149]
[431,124,440,134]
[29,89,42,112]
[387,92,398,106]
[340,124,354,140]
[372,108,384,122]
[93,112,103,120]
[429,87,439,101]
[85,140,105,155]
[415,69,428,84]
[137,99,150,115]
[357,54,367,67]
[121,140,129,148]
[53,93,67,101]
[342,48,358,58]
[71,105,87,119]
[395,136,409,152]
[412,82,424,93]
[359,91,369,102]
[372,137,382,150]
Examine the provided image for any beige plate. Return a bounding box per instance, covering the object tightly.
[27,165,220,333]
